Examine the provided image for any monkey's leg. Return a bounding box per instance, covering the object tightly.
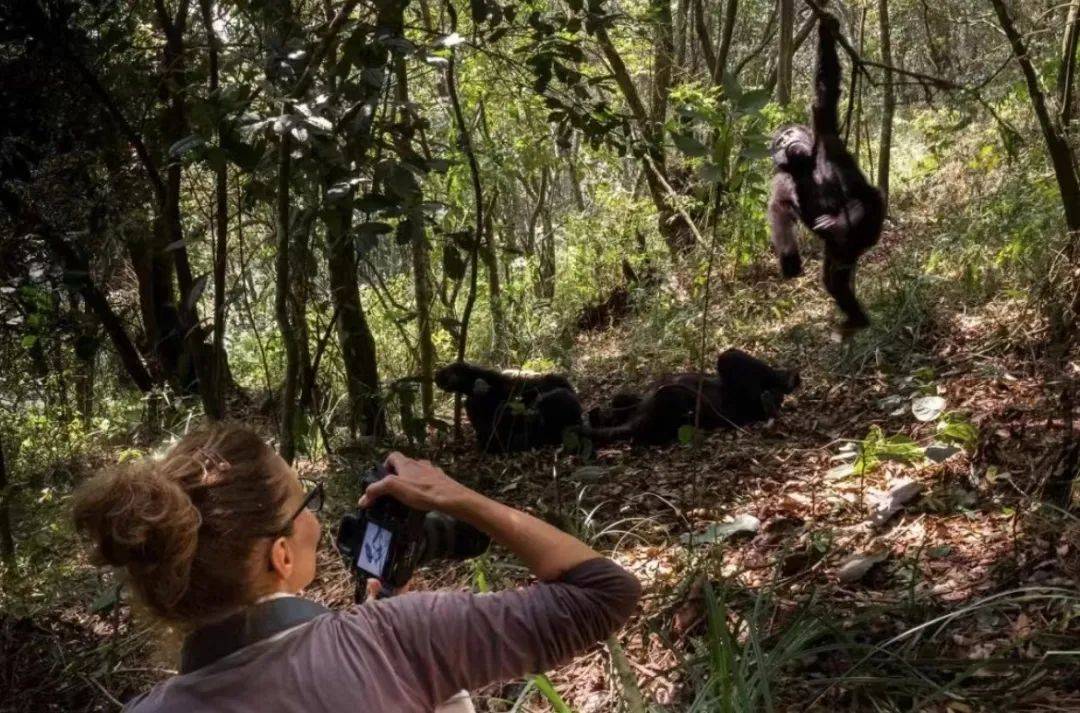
[823,253,870,331]
[769,175,803,278]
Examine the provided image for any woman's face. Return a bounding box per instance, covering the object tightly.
[268,453,321,593]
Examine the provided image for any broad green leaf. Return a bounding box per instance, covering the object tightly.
[700,162,725,184]
[671,132,707,157]
[356,221,393,236]
[735,88,771,115]
[721,71,742,102]
[739,143,771,161]
[937,412,978,447]
[183,274,210,314]
[169,134,205,157]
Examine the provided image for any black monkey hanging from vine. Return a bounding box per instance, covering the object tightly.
[766,13,885,333]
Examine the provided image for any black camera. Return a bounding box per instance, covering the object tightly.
[336,464,490,593]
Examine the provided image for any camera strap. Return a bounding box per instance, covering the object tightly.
[180,596,330,674]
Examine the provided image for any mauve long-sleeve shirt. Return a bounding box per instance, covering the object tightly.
[123,557,641,712]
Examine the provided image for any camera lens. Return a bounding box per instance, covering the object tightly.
[418,513,490,565]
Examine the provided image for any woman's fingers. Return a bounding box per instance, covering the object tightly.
[358,475,398,508]
[384,451,410,474]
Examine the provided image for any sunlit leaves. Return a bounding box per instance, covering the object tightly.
[671,132,707,157]
[168,135,205,158]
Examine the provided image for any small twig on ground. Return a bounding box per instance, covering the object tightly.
[78,674,123,709]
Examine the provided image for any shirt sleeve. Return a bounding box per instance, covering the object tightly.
[331,557,640,708]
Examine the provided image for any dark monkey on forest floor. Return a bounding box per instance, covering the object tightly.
[768,14,884,333]
[582,349,800,446]
[435,362,583,453]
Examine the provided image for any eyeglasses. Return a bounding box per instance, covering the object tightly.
[286,478,324,523]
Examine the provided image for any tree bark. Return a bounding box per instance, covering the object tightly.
[313,0,395,440]
[446,0,485,430]
[877,0,895,211]
[539,188,556,301]
[154,0,223,418]
[199,0,230,414]
[1060,0,1080,126]
[766,10,816,93]
[777,0,795,105]
[651,0,675,124]
[713,0,739,85]
[482,193,510,361]
[674,0,691,70]
[693,0,717,75]
[324,184,386,438]
[274,123,300,463]
[0,435,13,567]
[990,0,1080,233]
[293,208,318,413]
[595,25,694,254]
[393,55,436,421]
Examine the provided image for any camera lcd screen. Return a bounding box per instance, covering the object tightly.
[356,522,393,578]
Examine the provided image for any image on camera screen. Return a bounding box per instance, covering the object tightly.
[356,522,393,577]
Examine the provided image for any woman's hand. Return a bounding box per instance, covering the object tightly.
[362,452,600,581]
[358,452,473,514]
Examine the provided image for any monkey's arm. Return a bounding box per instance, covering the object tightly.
[768,173,803,278]
[812,15,843,140]
[812,198,864,238]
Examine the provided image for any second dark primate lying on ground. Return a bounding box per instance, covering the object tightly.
[583,349,799,445]
[435,362,583,453]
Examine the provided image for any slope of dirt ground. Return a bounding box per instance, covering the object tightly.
[5,221,1080,712]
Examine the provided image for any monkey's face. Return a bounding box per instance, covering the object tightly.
[771,125,812,167]
[779,369,801,394]
[435,364,472,394]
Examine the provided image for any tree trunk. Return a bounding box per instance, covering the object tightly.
[767,10,816,94]
[483,193,510,361]
[392,56,436,421]
[199,0,230,414]
[293,208,318,412]
[777,0,795,105]
[693,0,717,76]
[324,184,386,438]
[446,2,485,431]
[713,0,739,84]
[1060,0,1080,126]
[410,210,436,420]
[594,25,694,254]
[854,8,867,158]
[674,0,691,70]
[275,124,300,463]
[651,0,675,124]
[877,0,895,211]
[0,435,12,567]
[563,133,587,212]
[990,0,1080,234]
[539,199,556,301]
[156,0,222,418]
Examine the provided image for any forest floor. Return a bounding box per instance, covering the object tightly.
[4,218,1080,712]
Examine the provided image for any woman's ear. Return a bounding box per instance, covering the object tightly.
[268,536,294,580]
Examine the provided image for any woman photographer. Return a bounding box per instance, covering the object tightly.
[73,423,640,712]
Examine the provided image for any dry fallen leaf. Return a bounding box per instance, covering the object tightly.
[836,549,890,584]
